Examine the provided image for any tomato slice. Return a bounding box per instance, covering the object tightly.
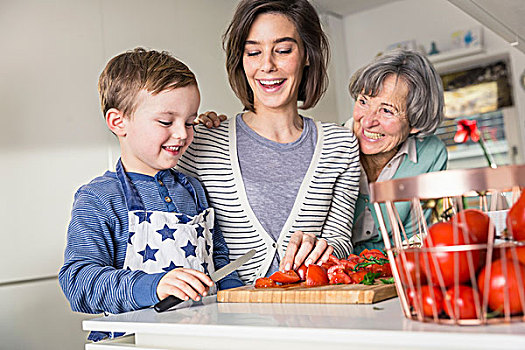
[348,271,368,284]
[347,253,361,262]
[254,277,278,288]
[268,270,300,284]
[327,264,346,279]
[329,272,351,284]
[306,264,329,286]
[328,254,341,265]
[295,264,308,281]
[339,259,358,272]
[360,249,387,260]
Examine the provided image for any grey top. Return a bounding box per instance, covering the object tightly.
[236,114,317,275]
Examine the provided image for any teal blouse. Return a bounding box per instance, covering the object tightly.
[352,135,448,254]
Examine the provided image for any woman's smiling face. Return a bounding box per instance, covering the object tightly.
[242,12,306,113]
[353,74,417,156]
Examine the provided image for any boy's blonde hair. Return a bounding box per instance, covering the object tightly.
[98,47,197,117]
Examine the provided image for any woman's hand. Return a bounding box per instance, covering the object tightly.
[280,231,334,271]
[194,111,227,128]
[157,268,213,302]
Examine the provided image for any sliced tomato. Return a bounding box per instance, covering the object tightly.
[327,264,346,279]
[348,271,368,284]
[254,277,277,288]
[360,249,387,260]
[339,259,358,272]
[321,262,335,271]
[306,264,329,286]
[329,272,351,284]
[347,253,361,262]
[369,261,392,277]
[328,254,341,265]
[268,270,300,284]
[295,264,308,281]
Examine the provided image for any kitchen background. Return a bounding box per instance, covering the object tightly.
[1,0,524,348]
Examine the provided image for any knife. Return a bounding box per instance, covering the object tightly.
[154,249,256,312]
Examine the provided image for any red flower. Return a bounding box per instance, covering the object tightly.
[454,119,480,143]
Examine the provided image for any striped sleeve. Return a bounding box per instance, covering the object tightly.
[317,124,360,257]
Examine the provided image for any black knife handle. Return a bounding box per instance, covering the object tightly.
[154,295,184,313]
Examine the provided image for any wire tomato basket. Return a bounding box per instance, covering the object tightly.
[369,164,525,325]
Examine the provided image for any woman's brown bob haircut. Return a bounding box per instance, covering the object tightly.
[98,47,197,118]
[223,0,330,112]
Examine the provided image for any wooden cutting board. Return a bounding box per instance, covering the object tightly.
[217,283,397,304]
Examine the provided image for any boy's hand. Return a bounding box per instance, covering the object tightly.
[194,111,227,128]
[157,268,214,302]
[280,231,333,272]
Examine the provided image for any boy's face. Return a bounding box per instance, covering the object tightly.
[119,84,200,176]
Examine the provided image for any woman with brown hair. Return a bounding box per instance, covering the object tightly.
[178,0,360,285]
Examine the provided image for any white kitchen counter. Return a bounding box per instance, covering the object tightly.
[83,297,525,350]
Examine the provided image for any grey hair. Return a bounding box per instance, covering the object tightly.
[349,49,444,137]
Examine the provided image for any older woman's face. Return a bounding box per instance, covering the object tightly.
[353,75,417,156]
[242,13,306,113]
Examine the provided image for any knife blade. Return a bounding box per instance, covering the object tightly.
[154,249,255,312]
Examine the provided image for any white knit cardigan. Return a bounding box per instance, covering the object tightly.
[178,117,360,284]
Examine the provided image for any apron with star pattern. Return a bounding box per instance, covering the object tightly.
[87,160,216,342]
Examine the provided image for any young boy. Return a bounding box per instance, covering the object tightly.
[59,48,243,334]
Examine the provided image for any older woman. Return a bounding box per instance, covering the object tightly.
[345,49,447,254]
[179,0,360,284]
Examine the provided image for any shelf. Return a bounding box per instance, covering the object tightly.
[427,46,484,63]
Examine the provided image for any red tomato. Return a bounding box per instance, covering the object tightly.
[295,264,308,281]
[339,259,358,272]
[321,262,334,271]
[254,277,277,288]
[360,249,387,260]
[453,209,490,244]
[477,258,525,315]
[421,222,480,287]
[505,246,525,266]
[369,261,392,277]
[444,285,479,319]
[268,270,300,284]
[327,264,346,279]
[328,254,341,265]
[306,265,329,286]
[507,190,525,242]
[347,254,361,262]
[348,271,368,284]
[329,272,351,284]
[420,285,444,317]
[396,251,426,286]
